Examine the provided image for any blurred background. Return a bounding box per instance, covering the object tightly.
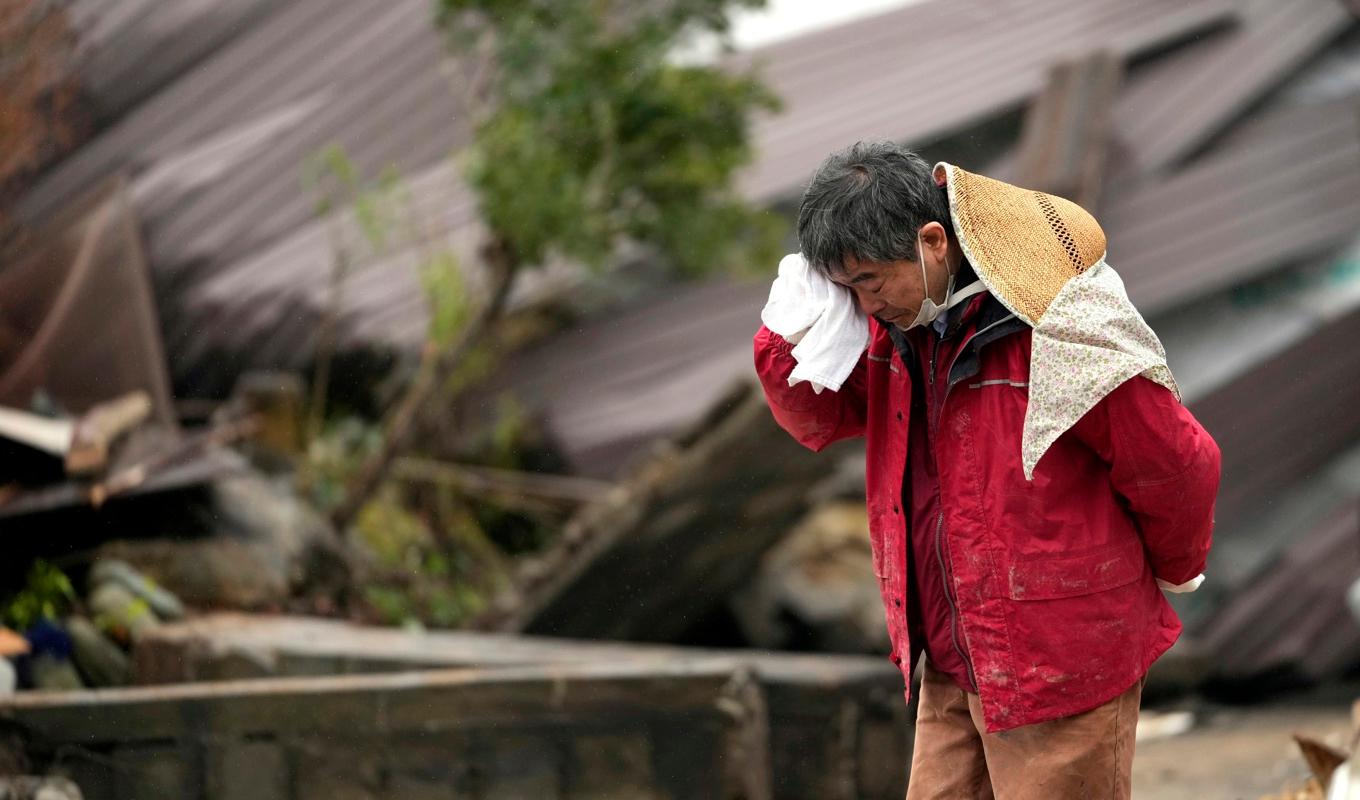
[0,0,1358,798]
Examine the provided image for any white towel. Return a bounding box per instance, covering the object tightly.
[760,252,869,393]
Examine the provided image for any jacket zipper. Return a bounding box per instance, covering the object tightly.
[927,312,1015,694]
[926,333,978,693]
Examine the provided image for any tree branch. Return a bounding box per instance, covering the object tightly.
[329,237,518,531]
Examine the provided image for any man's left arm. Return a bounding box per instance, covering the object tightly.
[1069,375,1222,587]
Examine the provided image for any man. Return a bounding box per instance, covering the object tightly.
[752,141,1221,799]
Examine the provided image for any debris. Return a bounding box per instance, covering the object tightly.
[1135,710,1196,742]
[0,629,29,659]
[1261,698,1360,800]
[94,472,348,611]
[0,176,175,427]
[24,654,82,693]
[86,412,259,507]
[729,500,888,653]
[391,457,612,513]
[1011,50,1121,209]
[1294,734,1346,789]
[65,617,130,688]
[470,382,860,641]
[0,776,84,800]
[87,583,158,643]
[65,391,152,476]
[0,407,71,459]
[45,614,911,799]
[230,371,305,459]
[1203,503,1360,690]
[88,559,184,621]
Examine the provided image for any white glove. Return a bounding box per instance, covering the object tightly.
[1156,573,1205,593]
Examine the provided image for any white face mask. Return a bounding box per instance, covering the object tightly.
[901,231,985,331]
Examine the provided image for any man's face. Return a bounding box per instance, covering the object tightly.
[826,221,954,329]
[827,254,930,329]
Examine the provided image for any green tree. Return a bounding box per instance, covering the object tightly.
[331,0,782,529]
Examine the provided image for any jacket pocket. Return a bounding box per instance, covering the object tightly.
[1007,536,1145,601]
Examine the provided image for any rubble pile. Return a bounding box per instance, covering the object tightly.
[0,558,183,694]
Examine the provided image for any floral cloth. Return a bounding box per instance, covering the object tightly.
[1022,257,1179,479]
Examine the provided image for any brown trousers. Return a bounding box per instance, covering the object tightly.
[904,660,1145,800]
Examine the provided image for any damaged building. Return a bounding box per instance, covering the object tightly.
[0,0,1358,798]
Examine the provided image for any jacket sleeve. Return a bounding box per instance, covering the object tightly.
[752,324,868,452]
[1069,375,1222,585]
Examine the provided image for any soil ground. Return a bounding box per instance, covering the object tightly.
[1134,685,1358,800]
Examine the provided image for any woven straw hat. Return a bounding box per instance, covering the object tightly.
[933,162,1106,327]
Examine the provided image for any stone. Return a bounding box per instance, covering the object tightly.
[88,560,184,621]
[87,584,158,643]
[65,617,130,687]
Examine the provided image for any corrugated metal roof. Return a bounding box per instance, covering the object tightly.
[1110,0,1354,175]
[1191,302,1360,532]
[20,0,468,285]
[480,279,771,478]
[70,0,286,124]
[14,0,1239,396]
[1201,499,1360,682]
[1103,92,1360,315]
[737,0,1235,201]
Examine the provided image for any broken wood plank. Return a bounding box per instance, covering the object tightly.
[66,391,152,476]
[0,407,71,457]
[88,414,259,507]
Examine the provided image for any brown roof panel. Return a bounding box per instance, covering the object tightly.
[70,0,286,123]
[13,0,1246,398]
[1191,302,1360,532]
[1111,0,1354,174]
[482,278,770,478]
[1103,92,1360,314]
[1201,500,1360,683]
[20,0,469,285]
[738,0,1236,201]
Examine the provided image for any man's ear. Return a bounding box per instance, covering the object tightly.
[918,221,950,260]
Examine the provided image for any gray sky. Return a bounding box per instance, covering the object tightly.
[673,0,920,63]
[728,0,921,49]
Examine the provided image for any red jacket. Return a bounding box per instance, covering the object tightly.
[752,291,1221,732]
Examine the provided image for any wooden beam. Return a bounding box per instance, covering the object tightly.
[1012,50,1122,210]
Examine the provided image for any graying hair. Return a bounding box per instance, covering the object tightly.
[796,140,950,276]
